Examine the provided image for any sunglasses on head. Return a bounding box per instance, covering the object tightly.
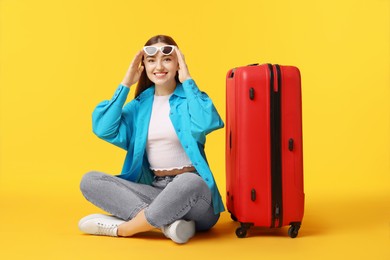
[143,45,175,56]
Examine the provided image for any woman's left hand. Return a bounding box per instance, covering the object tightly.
[175,48,192,83]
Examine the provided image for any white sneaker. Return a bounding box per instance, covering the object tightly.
[161,220,196,244]
[78,214,125,237]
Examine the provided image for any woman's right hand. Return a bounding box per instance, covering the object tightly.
[121,50,144,87]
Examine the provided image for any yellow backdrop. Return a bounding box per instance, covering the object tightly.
[0,0,389,259]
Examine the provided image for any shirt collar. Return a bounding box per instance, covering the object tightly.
[136,86,154,101]
[172,82,185,98]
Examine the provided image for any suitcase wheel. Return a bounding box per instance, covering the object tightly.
[288,223,301,238]
[235,227,247,238]
[235,223,252,238]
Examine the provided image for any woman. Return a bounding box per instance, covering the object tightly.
[78,35,225,244]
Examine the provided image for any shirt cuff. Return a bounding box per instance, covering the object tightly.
[119,83,131,89]
[112,84,130,105]
[182,78,201,97]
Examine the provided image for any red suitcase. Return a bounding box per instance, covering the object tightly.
[226,63,304,238]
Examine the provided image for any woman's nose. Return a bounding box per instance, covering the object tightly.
[156,59,163,70]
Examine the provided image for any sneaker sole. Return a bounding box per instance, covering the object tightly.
[169,220,195,244]
[79,218,125,237]
[78,214,124,231]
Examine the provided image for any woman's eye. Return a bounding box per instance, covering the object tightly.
[147,59,155,63]
[164,58,171,62]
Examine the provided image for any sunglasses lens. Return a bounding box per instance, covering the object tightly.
[144,46,157,56]
[161,46,174,55]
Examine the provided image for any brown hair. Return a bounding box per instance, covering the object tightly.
[135,35,180,98]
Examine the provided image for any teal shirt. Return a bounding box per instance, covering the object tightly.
[92,79,225,214]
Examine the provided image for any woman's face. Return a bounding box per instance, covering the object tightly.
[143,42,179,88]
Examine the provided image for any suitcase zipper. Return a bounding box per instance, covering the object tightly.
[269,64,283,228]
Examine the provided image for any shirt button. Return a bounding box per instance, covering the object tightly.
[185,145,189,149]
[178,129,181,132]
[205,178,209,182]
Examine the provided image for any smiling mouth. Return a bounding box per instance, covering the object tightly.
[154,72,168,77]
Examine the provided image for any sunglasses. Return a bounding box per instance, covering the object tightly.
[143,45,175,56]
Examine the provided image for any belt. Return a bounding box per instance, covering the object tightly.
[153,166,196,177]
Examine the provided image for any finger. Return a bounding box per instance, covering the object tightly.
[130,50,144,69]
[175,48,185,66]
[135,50,144,63]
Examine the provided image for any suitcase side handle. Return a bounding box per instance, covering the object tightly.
[251,189,256,201]
[249,88,255,100]
[288,138,294,151]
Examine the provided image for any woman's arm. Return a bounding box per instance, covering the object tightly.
[175,48,224,138]
[92,86,134,150]
[91,50,144,150]
[182,79,224,136]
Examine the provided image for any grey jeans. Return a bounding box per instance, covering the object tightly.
[80,171,220,231]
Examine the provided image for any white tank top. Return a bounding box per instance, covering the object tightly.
[146,94,193,171]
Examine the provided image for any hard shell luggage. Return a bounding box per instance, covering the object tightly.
[225,63,304,238]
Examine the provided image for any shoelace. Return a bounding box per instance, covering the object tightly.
[96,222,118,236]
